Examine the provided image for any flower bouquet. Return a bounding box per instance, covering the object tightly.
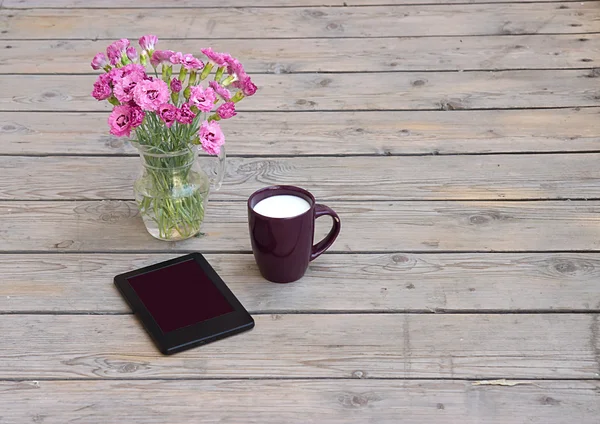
[91,35,257,241]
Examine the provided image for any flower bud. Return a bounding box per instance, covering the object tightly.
[91,53,109,70]
[138,35,158,53]
[126,46,138,62]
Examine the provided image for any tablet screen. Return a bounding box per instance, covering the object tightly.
[127,259,234,333]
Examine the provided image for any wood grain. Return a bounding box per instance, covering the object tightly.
[1,253,599,313]
[2,154,600,201]
[2,35,598,74]
[3,70,599,112]
[1,4,597,39]
[2,200,600,252]
[1,1,598,422]
[2,109,599,155]
[1,379,599,424]
[5,0,591,7]
[0,313,598,379]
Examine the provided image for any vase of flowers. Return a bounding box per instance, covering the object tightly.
[91,35,257,241]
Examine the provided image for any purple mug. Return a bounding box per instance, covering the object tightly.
[248,185,341,283]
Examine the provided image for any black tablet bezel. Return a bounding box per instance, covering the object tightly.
[114,253,254,355]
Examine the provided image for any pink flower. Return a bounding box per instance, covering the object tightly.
[108,105,135,137]
[150,49,175,67]
[199,120,225,155]
[176,103,196,124]
[241,76,258,96]
[126,46,138,62]
[108,64,143,86]
[189,85,216,113]
[139,34,158,52]
[169,52,184,64]
[182,55,204,70]
[91,73,112,100]
[91,53,109,70]
[133,78,169,111]
[108,67,124,85]
[209,80,231,101]
[98,72,112,86]
[120,63,146,78]
[170,52,204,70]
[106,39,130,66]
[225,55,247,79]
[216,102,237,119]
[158,103,177,128]
[113,72,144,103]
[170,78,183,93]
[130,106,145,128]
[201,48,228,67]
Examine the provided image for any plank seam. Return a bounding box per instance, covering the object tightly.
[2,198,600,203]
[4,1,600,9]
[4,151,600,159]
[3,32,600,41]
[3,249,600,254]
[3,106,599,113]
[1,311,599,316]
[2,68,599,76]
[0,377,598,382]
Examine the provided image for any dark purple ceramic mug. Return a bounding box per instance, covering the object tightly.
[248,185,341,283]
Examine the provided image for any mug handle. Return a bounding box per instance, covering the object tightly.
[311,204,341,261]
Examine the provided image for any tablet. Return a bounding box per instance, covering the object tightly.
[114,253,254,355]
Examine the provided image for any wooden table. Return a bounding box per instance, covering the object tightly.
[1,0,600,422]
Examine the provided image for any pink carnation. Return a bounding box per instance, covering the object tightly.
[120,63,146,78]
[170,52,204,70]
[106,39,130,66]
[176,103,196,124]
[91,73,112,100]
[189,85,216,113]
[201,48,228,67]
[158,103,177,128]
[241,76,257,96]
[139,35,158,52]
[170,78,183,93]
[130,106,145,128]
[133,78,169,111]
[113,72,144,103]
[107,67,124,85]
[91,53,109,70]
[225,55,247,79]
[181,55,204,70]
[150,49,175,68]
[209,80,231,101]
[199,120,225,155]
[108,105,135,137]
[108,64,144,88]
[169,52,184,64]
[126,46,138,62]
[216,102,237,119]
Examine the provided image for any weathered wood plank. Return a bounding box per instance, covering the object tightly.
[0,314,597,378]
[3,71,599,112]
[2,35,598,74]
[2,109,598,155]
[2,253,599,313]
[1,154,600,201]
[1,200,600,252]
[5,0,592,7]
[1,4,598,40]
[1,380,599,424]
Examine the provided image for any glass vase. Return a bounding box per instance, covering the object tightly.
[132,142,226,241]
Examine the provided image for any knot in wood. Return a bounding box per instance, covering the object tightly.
[469,214,491,225]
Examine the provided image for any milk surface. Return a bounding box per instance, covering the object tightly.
[253,195,311,218]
